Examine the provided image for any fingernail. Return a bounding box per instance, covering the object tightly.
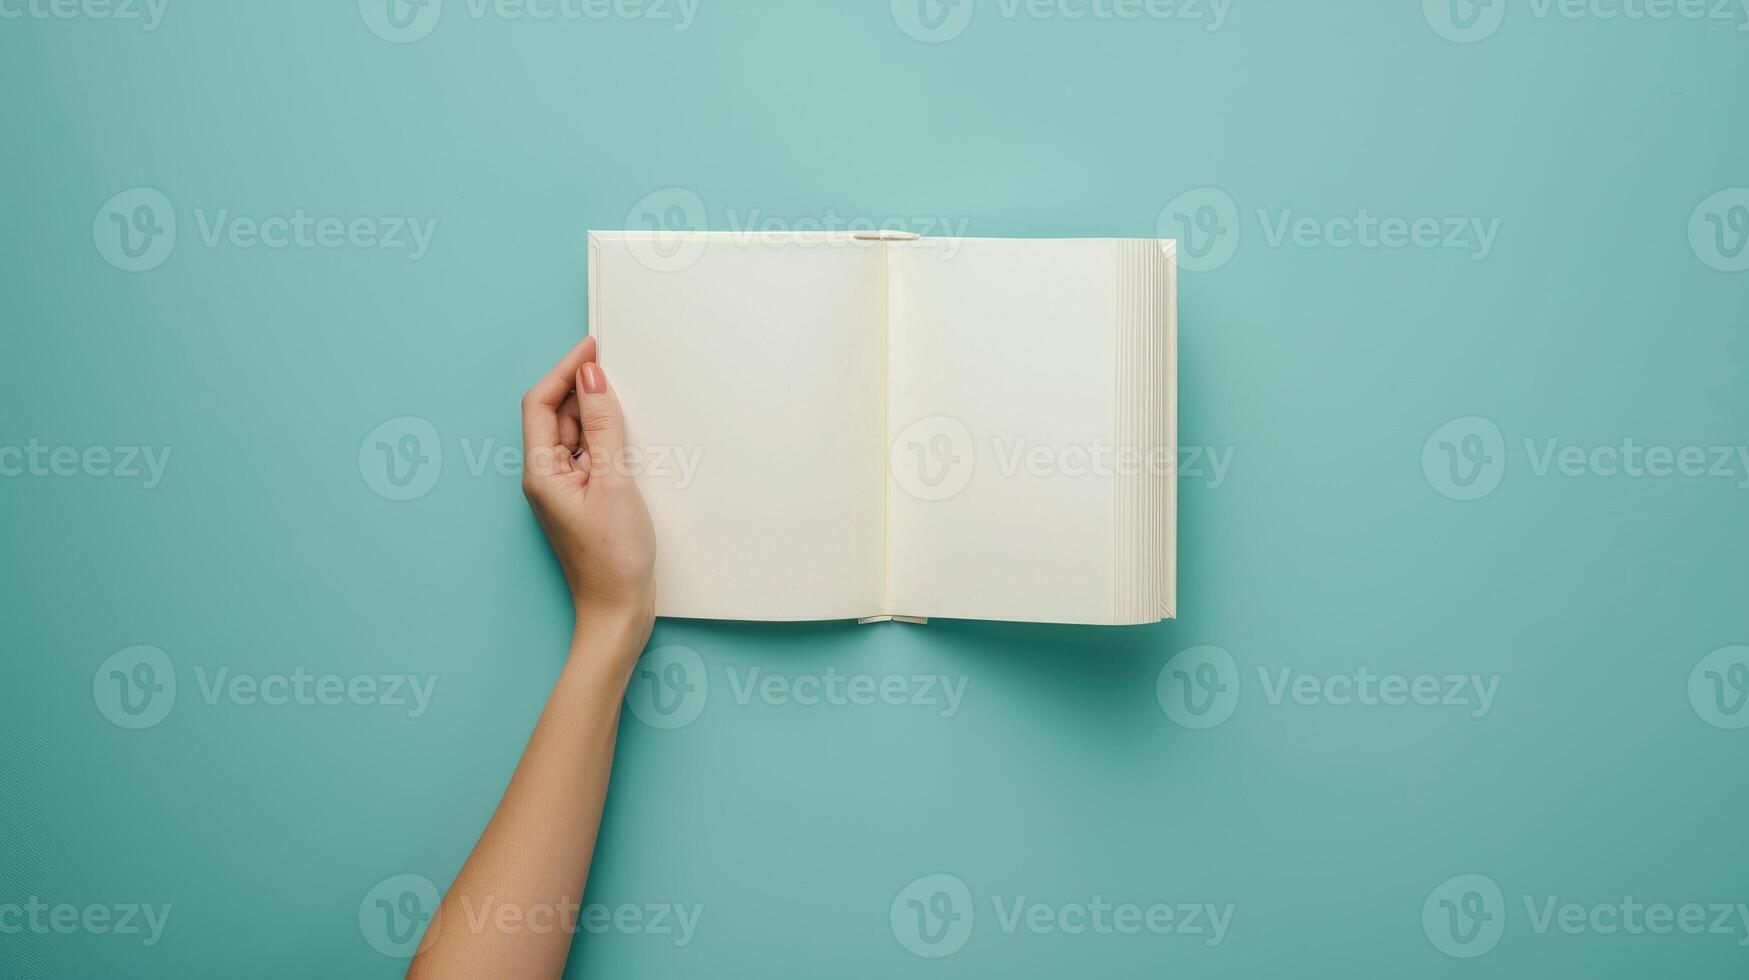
[582,362,606,395]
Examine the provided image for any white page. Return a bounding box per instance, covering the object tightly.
[589,232,887,621]
[884,238,1123,624]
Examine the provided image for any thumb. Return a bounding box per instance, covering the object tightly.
[576,360,628,470]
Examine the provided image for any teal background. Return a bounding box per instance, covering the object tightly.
[4,0,1748,976]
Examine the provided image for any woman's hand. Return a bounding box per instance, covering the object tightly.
[520,336,656,661]
[413,335,651,978]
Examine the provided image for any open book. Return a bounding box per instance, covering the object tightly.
[587,231,1176,626]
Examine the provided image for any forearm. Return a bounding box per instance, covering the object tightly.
[409,616,646,980]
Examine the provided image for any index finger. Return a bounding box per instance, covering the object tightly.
[521,335,598,452]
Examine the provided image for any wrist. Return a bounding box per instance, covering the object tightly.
[569,600,653,673]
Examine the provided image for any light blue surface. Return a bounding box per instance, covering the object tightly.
[4,1,1748,976]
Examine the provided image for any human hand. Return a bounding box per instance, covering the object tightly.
[521,336,656,657]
